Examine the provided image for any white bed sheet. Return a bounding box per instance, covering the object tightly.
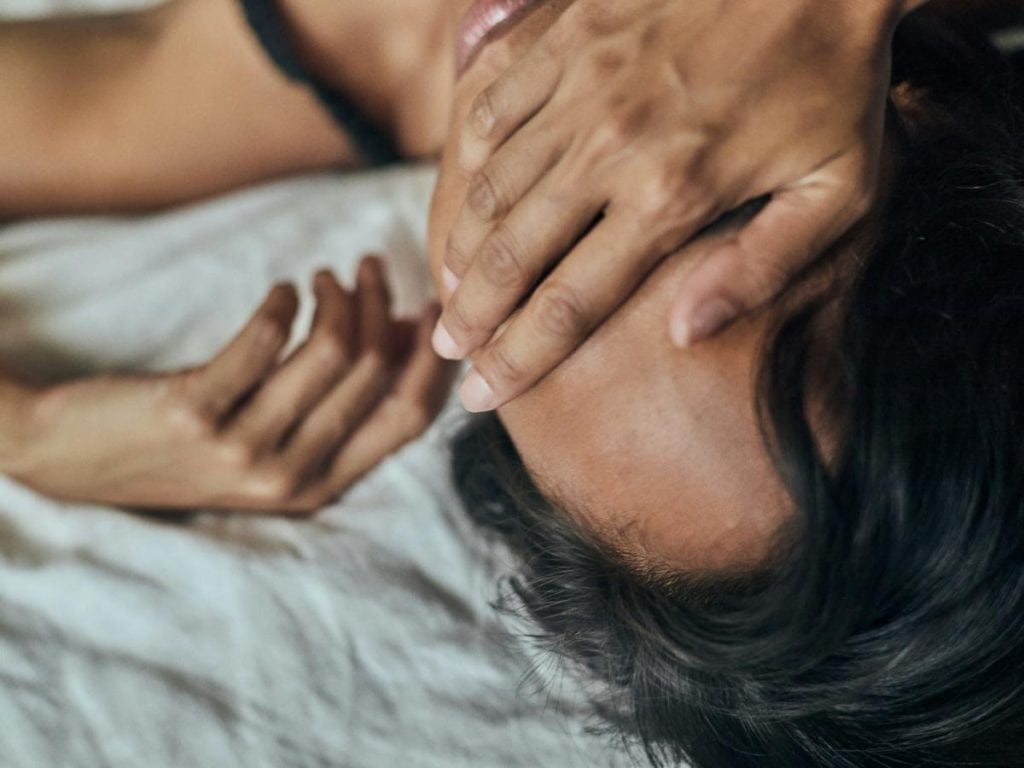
[0,160,632,768]
[0,0,155,17]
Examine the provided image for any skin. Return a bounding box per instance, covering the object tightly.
[0,1,350,216]
[430,0,796,570]
[433,0,933,414]
[0,0,801,542]
[0,0,1002,518]
[0,1,457,513]
[0,0,453,216]
[6,262,455,515]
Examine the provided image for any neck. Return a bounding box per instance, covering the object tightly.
[279,0,454,159]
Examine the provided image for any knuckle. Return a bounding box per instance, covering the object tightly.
[640,18,663,47]
[632,162,707,229]
[585,47,626,79]
[216,439,257,471]
[685,155,719,202]
[250,315,287,350]
[571,0,621,38]
[637,173,684,218]
[649,221,692,255]
[533,281,589,339]
[445,235,473,275]
[586,119,629,157]
[443,295,478,339]
[581,99,651,160]
[164,393,215,440]
[309,332,349,369]
[466,169,509,222]
[249,466,299,503]
[478,226,527,286]
[480,344,529,390]
[612,97,654,140]
[469,88,499,139]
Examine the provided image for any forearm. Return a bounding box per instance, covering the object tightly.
[0,0,352,218]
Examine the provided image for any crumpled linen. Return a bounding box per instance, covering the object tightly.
[0,162,633,768]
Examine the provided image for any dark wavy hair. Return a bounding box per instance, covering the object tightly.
[451,12,1024,768]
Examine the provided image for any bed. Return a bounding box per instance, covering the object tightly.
[0,4,632,763]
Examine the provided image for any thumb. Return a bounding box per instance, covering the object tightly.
[670,177,872,347]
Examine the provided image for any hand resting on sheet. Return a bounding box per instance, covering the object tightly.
[2,259,454,514]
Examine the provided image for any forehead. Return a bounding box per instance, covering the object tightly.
[497,252,792,571]
[432,1,793,571]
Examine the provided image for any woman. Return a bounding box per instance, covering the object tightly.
[3,1,1024,765]
[0,0,461,512]
[441,8,1024,768]
[0,0,958,518]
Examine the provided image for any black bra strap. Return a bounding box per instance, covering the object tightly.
[239,0,402,167]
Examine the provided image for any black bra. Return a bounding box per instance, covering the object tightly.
[239,0,402,167]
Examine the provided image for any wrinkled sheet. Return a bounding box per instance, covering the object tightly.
[0,159,631,768]
[0,0,155,17]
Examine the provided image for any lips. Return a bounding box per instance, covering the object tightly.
[456,0,543,75]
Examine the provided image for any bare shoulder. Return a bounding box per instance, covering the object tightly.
[0,0,355,217]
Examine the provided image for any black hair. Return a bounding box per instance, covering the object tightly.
[452,12,1024,768]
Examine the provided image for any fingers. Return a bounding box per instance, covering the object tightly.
[281,259,400,480]
[161,260,448,517]
[356,256,395,361]
[390,305,457,420]
[317,305,455,498]
[454,210,677,413]
[435,166,603,361]
[197,283,298,418]
[281,347,394,484]
[445,119,568,286]
[458,28,564,173]
[226,271,356,450]
[669,176,872,347]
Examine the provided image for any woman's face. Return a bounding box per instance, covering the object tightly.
[430,0,794,571]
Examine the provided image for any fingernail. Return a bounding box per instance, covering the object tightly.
[673,298,736,348]
[459,369,498,413]
[431,321,463,360]
[442,266,461,295]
